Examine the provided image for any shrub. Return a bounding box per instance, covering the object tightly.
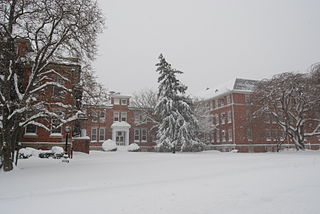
[181,140,205,152]
[102,139,117,151]
[128,143,140,152]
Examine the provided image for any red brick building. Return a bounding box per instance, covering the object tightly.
[199,78,320,152]
[14,39,86,153]
[83,94,156,151]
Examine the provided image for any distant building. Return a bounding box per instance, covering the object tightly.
[198,78,320,152]
[83,94,156,151]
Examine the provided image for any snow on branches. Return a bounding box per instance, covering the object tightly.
[154,54,203,152]
[252,70,320,150]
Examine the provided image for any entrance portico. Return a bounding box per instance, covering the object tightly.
[111,121,131,146]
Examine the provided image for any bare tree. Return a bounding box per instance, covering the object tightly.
[252,70,320,150]
[0,0,104,171]
[193,98,215,143]
[131,89,160,127]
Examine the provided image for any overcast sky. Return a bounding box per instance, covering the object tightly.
[93,0,320,96]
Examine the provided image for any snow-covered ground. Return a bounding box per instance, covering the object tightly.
[1,150,320,214]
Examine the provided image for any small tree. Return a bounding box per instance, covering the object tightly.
[154,54,203,152]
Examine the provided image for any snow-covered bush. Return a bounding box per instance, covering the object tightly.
[154,140,174,152]
[51,146,64,155]
[128,143,140,152]
[19,148,33,159]
[181,140,206,152]
[230,149,238,153]
[102,139,117,151]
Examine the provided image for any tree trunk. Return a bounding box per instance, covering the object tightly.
[2,144,13,171]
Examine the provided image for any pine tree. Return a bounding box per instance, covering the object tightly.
[155,54,204,152]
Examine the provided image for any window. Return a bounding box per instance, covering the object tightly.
[134,128,148,143]
[216,114,219,125]
[114,112,119,121]
[226,95,231,104]
[221,113,225,124]
[141,129,147,142]
[266,129,271,141]
[265,114,271,124]
[134,129,140,142]
[221,130,226,142]
[245,94,251,104]
[99,128,105,141]
[121,112,127,122]
[219,99,224,107]
[215,100,219,108]
[271,114,277,124]
[121,99,127,105]
[134,112,146,124]
[247,128,253,141]
[91,128,97,141]
[228,128,232,142]
[53,75,64,97]
[99,111,105,122]
[114,98,120,105]
[216,130,220,142]
[51,118,61,134]
[25,124,37,134]
[92,111,98,122]
[227,111,232,123]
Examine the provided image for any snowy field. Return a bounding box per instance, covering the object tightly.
[1,150,320,214]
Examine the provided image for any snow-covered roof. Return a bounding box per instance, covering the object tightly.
[196,78,258,100]
[111,121,131,128]
[111,94,131,99]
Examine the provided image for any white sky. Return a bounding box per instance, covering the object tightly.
[93,0,320,95]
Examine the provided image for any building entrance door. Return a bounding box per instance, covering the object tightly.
[116,131,125,146]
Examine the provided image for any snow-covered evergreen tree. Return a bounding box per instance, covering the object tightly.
[155,54,204,152]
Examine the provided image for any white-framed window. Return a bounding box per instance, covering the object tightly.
[25,124,37,135]
[265,114,271,124]
[92,111,98,122]
[121,112,127,122]
[134,128,148,143]
[219,99,224,107]
[99,111,105,122]
[228,128,232,142]
[266,129,271,141]
[216,130,220,142]
[247,128,253,141]
[114,98,120,105]
[221,113,225,124]
[114,112,119,121]
[51,118,62,134]
[99,128,105,141]
[227,111,232,123]
[221,130,226,142]
[134,129,140,142]
[216,114,219,125]
[226,95,231,104]
[53,75,65,98]
[134,112,146,124]
[245,94,251,104]
[91,128,97,141]
[121,99,127,105]
[141,128,147,142]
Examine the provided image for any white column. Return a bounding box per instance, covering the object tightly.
[125,130,129,146]
[112,129,116,142]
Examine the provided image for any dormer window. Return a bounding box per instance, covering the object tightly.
[114,98,120,105]
[121,99,127,105]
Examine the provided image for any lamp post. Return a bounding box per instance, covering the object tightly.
[65,126,70,157]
